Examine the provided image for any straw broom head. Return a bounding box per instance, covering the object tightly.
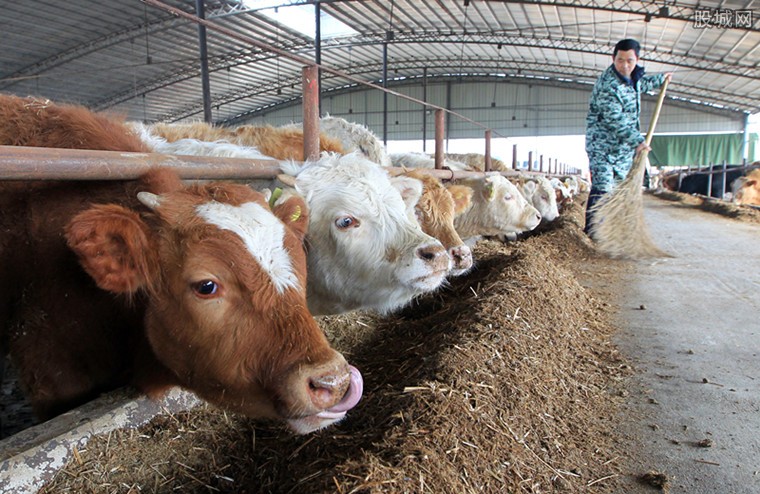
[588,78,672,260]
[588,152,671,259]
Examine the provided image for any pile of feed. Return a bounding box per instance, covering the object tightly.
[40,199,635,493]
[651,189,760,224]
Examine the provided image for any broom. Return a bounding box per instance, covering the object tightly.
[588,78,670,259]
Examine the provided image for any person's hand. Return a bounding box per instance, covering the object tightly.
[635,141,651,157]
[664,72,673,82]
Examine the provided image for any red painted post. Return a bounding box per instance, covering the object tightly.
[434,109,445,170]
[302,65,320,161]
[484,129,492,172]
[512,144,518,170]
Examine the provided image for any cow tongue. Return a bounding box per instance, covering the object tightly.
[322,366,363,414]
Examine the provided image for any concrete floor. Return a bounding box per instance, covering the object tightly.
[613,194,760,493]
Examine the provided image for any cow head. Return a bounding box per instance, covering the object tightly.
[403,170,474,276]
[733,169,760,206]
[65,169,363,434]
[452,174,542,239]
[280,152,450,315]
[521,176,560,222]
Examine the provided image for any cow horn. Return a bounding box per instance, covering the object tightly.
[137,191,162,210]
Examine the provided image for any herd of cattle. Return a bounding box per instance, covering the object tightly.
[657,163,760,206]
[0,93,584,436]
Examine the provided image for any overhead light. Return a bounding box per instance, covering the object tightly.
[659,6,669,16]
[645,13,652,22]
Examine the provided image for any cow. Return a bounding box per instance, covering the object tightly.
[0,95,149,151]
[671,165,748,199]
[0,94,363,434]
[519,175,560,223]
[444,153,511,172]
[548,176,573,210]
[732,167,760,206]
[131,122,271,160]
[140,121,345,161]
[278,152,450,315]
[390,151,469,171]
[452,174,543,244]
[306,116,393,167]
[401,169,474,276]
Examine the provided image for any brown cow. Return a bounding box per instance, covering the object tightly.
[145,121,345,161]
[732,167,760,206]
[402,169,474,275]
[0,95,363,434]
[0,94,149,151]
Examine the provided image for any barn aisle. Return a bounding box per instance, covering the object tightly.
[613,194,760,493]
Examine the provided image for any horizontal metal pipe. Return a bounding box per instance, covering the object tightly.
[0,146,575,182]
[0,145,283,180]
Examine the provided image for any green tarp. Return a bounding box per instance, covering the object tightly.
[649,133,758,167]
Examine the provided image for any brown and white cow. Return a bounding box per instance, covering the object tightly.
[401,169,474,275]
[0,95,362,434]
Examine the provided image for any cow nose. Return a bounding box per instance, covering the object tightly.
[449,245,473,270]
[416,243,447,264]
[308,369,351,410]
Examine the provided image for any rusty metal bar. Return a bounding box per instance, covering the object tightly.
[434,110,445,170]
[302,65,320,161]
[142,0,501,137]
[0,146,282,180]
[484,130,492,172]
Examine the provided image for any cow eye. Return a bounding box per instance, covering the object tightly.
[192,280,219,298]
[503,193,513,201]
[335,215,359,230]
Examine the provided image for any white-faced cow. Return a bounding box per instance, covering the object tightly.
[452,174,542,244]
[519,175,560,223]
[0,94,363,434]
[279,152,450,315]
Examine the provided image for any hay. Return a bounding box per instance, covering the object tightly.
[36,199,638,493]
[589,153,670,259]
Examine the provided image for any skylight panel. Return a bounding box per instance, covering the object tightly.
[242,0,357,39]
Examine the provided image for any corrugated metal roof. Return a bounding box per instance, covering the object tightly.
[0,0,757,125]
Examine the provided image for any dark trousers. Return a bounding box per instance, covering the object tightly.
[584,187,606,234]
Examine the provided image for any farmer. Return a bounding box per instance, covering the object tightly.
[584,38,672,234]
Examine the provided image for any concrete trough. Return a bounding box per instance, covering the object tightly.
[0,387,202,493]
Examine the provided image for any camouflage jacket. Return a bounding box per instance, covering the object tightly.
[585,65,665,158]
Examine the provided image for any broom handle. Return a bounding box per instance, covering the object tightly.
[643,77,670,147]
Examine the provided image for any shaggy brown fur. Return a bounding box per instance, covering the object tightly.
[0,94,148,151]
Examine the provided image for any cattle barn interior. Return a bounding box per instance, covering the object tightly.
[1,1,759,493]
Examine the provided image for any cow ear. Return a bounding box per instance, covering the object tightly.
[446,184,474,216]
[272,195,309,242]
[482,177,497,202]
[277,173,297,187]
[390,175,423,211]
[65,204,157,294]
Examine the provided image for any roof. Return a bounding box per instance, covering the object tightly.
[0,0,757,125]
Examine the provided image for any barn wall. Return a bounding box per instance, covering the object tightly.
[237,79,746,140]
